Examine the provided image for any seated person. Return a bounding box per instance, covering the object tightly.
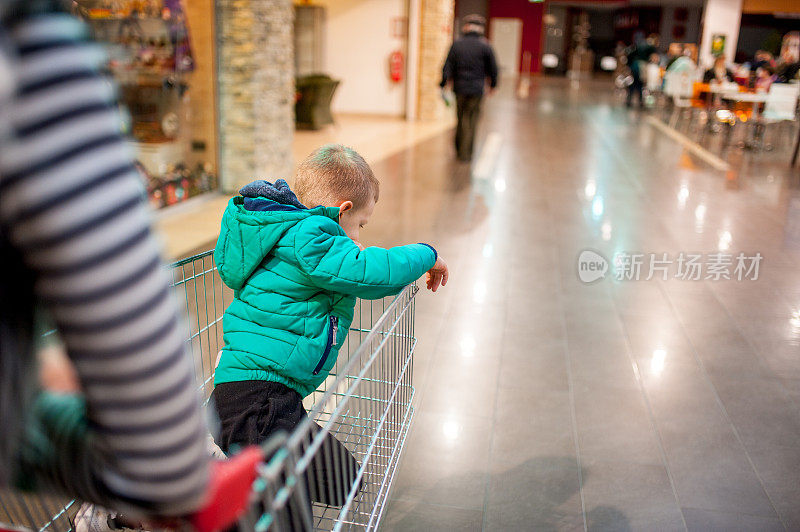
[755,65,776,92]
[665,43,683,70]
[703,56,735,84]
[752,49,774,71]
[775,49,800,83]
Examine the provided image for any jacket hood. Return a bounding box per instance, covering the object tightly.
[239,179,306,209]
[215,179,339,290]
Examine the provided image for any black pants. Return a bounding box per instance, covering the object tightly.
[626,76,644,108]
[212,381,360,524]
[455,94,483,161]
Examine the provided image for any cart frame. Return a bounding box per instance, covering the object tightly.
[0,250,418,532]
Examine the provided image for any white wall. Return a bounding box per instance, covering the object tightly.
[316,0,408,116]
[699,0,743,68]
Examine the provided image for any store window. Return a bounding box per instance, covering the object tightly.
[72,0,218,209]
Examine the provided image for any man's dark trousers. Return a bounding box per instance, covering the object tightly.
[455,94,482,161]
[626,76,644,108]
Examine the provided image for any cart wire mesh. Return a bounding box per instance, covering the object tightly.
[0,250,418,532]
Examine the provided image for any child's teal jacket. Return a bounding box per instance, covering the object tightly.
[213,180,436,397]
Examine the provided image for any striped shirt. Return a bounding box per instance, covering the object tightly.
[0,3,208,515]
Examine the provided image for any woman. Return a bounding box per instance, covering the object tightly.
[0,2,257,529]
[703,55,735,84]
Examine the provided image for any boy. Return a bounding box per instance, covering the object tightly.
[211,144,448,508]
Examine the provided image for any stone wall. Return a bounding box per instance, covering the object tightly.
[417,0,454,121]
[217,0,295,192]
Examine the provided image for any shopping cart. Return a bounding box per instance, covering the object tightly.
[0,250,419,532]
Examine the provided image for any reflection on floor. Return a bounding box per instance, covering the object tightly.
[375,78,800,531]
[154,113,454,259]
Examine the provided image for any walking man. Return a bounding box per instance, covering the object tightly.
[625,33,656,108]
[440,15,498,162]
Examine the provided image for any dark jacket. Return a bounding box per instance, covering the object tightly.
[776,61,800,83]
[626,43,656,79]
[440,32,498,96]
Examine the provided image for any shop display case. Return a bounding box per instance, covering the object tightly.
[73,0,217,208]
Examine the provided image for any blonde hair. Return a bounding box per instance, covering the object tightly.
[294,144,380,209]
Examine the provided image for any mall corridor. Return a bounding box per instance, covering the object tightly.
[377,79,800,531]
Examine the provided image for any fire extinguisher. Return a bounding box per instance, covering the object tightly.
[389,50,404,83]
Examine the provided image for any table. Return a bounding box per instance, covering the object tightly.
[710,83,739,95]
[721,91,770,149]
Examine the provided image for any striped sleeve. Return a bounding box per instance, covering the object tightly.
[0,11,209,515]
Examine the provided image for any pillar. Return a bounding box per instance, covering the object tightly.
[183,0,217,172]
[699,0,743,68]
[217,0,295,193]
[416,0,455,121]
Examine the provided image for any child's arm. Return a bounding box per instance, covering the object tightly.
[294,219,442,299]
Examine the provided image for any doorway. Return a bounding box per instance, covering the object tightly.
[490,17,523,78]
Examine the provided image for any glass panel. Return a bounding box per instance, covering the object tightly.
[73,0,218,209]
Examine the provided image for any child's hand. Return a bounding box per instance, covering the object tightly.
[425,257,449,292]
[38,345,81,394]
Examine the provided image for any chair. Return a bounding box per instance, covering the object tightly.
[665,71,698,129]
[757,83,799,150]
[684,82,713,130]
[690,82,711,108]
[762,83,799,121]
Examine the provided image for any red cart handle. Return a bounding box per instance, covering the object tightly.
[190,446,264,532]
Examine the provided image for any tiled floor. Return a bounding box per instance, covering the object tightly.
[650,93,800,170]
[371,78,800,531]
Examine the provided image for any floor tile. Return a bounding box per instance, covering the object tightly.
[681,507,784,532]
[498,342,569,391]
[419,350,500,418]
[381,499,484,532]
[491,387,575,461]
[745,443,800,530]
[484,456,584,531]
[572,381,664,466]
[390,412,491,510]
[567,337,640,389]
[658,428,778,519]
[581,461,684,532]
[710,376,800,449]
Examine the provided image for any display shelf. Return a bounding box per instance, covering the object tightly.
[77,0,213,209]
